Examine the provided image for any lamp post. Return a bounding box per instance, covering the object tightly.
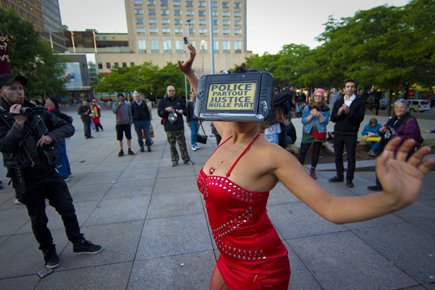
[200,40,206,73]
[208,0,215,74]
[184,20,191,102]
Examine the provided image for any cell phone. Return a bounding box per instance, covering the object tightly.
[183,36,190,45]
[37,267,54,278]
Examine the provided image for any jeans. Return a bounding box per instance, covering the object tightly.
[333,133,357,181]
[189,119,199,147]
[55,139,71,179]
[23,171,83,252]
[265,133,279,144]
[366,141,380,154]
[133,120,152,146]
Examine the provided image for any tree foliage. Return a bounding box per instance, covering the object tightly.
[93,61,185,100]
[0,8,65,99]
[244,0,434,95]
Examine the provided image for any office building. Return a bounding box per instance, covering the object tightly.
[0,0,66,52]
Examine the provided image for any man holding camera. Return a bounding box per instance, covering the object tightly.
[0,74,102,269]
[158,85,193,167]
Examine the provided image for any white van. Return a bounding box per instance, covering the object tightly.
[406,99,430,112]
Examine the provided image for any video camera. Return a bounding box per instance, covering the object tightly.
[17,106,46,116]
[194,72,274,122]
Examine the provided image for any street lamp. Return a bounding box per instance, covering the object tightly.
[184,20,191,102]
[200,40,206,73]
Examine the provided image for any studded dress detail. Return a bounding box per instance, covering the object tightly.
[197,133,290,289]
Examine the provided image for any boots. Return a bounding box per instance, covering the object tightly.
[310,168,317,180]
[140,145,145,152]
[147,145,151,152]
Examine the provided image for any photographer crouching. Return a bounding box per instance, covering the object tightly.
[0,74,102,270]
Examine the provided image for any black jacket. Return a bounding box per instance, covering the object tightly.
[131,100,151,121]
[330,96,366,134]
[186,100,198,123]
[0,98,75,177]
[158,96,187,131]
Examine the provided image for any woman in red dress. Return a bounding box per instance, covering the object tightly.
[178,44,434,290]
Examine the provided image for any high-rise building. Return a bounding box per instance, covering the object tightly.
[90,0,251,74]
[0,0,66,52]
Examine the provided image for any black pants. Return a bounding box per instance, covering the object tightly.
[333,133,357,181]
[298,142,322,169]
[23,171,83,252]
[81,118,91,138]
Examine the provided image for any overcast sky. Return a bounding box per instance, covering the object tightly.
[58,0,410,55]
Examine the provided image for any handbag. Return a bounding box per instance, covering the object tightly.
[196,122,208,144]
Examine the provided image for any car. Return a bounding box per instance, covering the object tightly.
[405,99,430,112]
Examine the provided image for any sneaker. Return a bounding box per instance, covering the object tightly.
[309,168,317,180]
[368,150,376,157]
[44,246,60,269]
[118,150,124,157]
[184,160,195,165]
[128,149,135,156]
[64,177,71,182]
[14,198,22,205]
[367,185,383,191]
[191,146,198,151]
[73,240,102,255]
[328,176,344,183]
[171,161,178,167]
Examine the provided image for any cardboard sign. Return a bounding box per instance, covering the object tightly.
[207,83,256,110]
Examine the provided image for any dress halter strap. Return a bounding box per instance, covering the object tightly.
[208,135,234,159]
[226,132,262,177]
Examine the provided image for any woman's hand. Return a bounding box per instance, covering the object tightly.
[377,137,434,207]
[177,44,196,74]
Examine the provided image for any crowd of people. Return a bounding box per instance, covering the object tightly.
[0,43,432,288]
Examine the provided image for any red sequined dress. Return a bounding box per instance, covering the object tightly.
[197,134,290,289]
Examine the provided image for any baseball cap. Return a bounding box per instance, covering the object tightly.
[0,74,27,88]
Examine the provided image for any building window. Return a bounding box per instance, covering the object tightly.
[173,9,181,16]
[235,28,241,35]
[174,28,183,34]
[174,1,181,6]
[223,28,230,35]
[148,9,156,15]
[212,10,218,16]
[134,9,144,14]
[130,62,135,66]
[134,0,142,4]
[136,27,145,33]
[151,40,159,53]
[234,2,241,8]
[234,40,242,52]
[223,41,231,52]
[213,41,219,52]
[175,40,184,52]
[213,19,218,25]
[163,40,171,53]
[188,28,194,35]
[161,0,168,6]
[199,28,207,34]
[198,1,206,7]
[186,10,194,16]
[186,1,193,7]
[223,20,230,26]
[149,27,158,33]
[174,19,182,25]
[98,63,103,69]
[147,0,155,4]
[136,18,144,24]
[234,11,241,17]
[148,18,157,24]
[162,19,170,25]
[138,40,146,53]
[122,62,127,67]
[162,28,170,34]
[198,10,206,16]
[234,20,241,26]
[199,19,206,25]
[222,2,230,8]
[212,1,217,7]
[213,28,219,34]
[222,11,230,17]
[161,9,169,15]
[106,62,111,69]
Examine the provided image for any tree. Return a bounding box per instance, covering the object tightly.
[0,8,65,99]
